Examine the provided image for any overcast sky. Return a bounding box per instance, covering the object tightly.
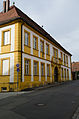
[0,0,79,61]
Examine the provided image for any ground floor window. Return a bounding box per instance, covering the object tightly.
[34,61,38,75]
[41,63,45,76]
[61,68,63,79]
[2,59,9,75]
[67,69,69,80]
[25,59,29,75]
[47,64,50,76]
[64,69,66,80]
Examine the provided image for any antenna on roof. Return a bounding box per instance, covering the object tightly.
[42,25,43,28]
[13,2,15,5]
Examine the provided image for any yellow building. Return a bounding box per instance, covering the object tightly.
[0,0,72,92]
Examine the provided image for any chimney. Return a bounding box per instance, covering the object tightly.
[6,0,10,12]
[3,1,6,13]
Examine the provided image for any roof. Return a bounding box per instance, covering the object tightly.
[0,5,72,56]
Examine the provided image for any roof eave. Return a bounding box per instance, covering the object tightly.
[0,17,72,56]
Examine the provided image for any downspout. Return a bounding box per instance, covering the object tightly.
[21,23,24,82]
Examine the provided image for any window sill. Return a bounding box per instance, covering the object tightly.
[24,75,31,76]
[33,48,39,51]
[33,75,39,76]
[41,75,45,77]
[24,44,31,48]
[40,51,45,54]
[46,54,50,56]
[1,44,11,47]
[0,75,10,76]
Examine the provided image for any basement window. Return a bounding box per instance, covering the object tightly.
[1,87,7,91]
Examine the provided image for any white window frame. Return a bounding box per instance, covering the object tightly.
[40,41,44,52]
[33,37,37,49]
[47,64,50,76]
[4,31,10,45]
[41,63,44,76]
[2,59,9,75]
[25,60,29,75]
[25,32,29,46]
[46,44,49,55]
[34,62,37,75]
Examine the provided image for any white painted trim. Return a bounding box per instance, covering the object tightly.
[0,53,14,82]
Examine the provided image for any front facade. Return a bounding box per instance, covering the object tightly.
[0,0,72,92]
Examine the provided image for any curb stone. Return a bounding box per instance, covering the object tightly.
[72,107,79,119]
[34,81,73,91]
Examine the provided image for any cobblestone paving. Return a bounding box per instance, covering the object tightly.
[72,107,79,119]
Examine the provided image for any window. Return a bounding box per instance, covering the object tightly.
[56,50,58,58]
[64,54,65,63]
[47,64,50,76]
[41,63,44,76]
[33,36,37,49]
[64,69,66,79]
[61,68,63,78]
[46,44,49,55]
[25,32,29,46]
[60,52,62,60]
[66,56,68,65]
[67,69,69,79]
[3,31,10,45]
[3,59,9,75]
[40,41,44,52]
[53,48,55,57]
[25,60,29,75]
[53,48,58,57]
[34,62,38,75]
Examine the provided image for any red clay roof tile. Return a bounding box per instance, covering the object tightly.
[0,5,72,56]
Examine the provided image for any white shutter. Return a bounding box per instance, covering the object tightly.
[3,60,9,75]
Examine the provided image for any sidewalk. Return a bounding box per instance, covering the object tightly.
[34,80,73,91]
[0,80,73,100]
[72,107,79,119]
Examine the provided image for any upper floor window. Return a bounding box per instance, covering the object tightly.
[3,30,10,45]
[56,50,58,58]
[25,60,29,75]
[33,36,38,50]
[40,40,44,52]
[60,52,63,60]
[46,44,49,55]
[64,54,65,63]
[53,48,55,57]
[66,55,68,65]
[24,31,30,46]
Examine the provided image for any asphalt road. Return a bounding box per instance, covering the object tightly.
[0,80,79,119]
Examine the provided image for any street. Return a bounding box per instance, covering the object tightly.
[0,80,79,119]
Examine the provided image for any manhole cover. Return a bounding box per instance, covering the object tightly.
[36,103,46,107]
